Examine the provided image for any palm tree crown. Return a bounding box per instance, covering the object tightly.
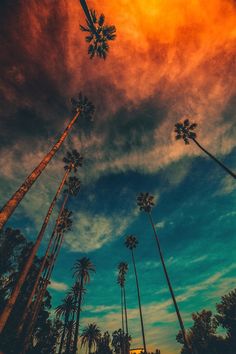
[81,323,101,353]
[73,257,95,284]
[175,119,197,144]
[137,192,155,213]
[125,235,138,250]
[57,209,73,235]
[71,92,95,120]
[55,295,74,319]
[80,9,116,59]
[63,149,83,173]
[64,176,81,197]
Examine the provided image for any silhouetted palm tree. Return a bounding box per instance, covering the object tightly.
[137,192,191,352]
[125,235,147,354]
[72,257,95,354]
[20,208,73,354]
[0,150,82,334]
[17,176,81,337]
[79,0,116,59]
[0,92,94,230]
[81,323,101,354]
[175,119,236,179]
[56,295,75,354]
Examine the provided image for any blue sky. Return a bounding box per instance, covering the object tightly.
[0,0,236,353]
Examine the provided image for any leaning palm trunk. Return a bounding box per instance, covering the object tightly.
[0,168,70,334]
[72,278,84,354]
[131,250,147,354]
[147,212,193,353]
[79,0,97,34]
[0,110,81,230]
[21,231,64,354]
[192,138,236,179]
[16,193,69,336]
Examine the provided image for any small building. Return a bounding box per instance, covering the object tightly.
[130,348,144,354]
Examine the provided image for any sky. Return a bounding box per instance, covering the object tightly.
[0,0,236,353]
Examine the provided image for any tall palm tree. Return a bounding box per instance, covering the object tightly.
[72,257,95,354]
[0,151,82,334]
[175,119,236,179]
[125,235,147,354]
[56,295,75,354]
[118,262,129,346]
[20,208,73,354]
[80,323,101,354]
[79,0,116,59]
[137,192,191,352]
[17,177,81,337]
[0,92,94,230]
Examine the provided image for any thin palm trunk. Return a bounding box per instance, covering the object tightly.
[0,110,81,230]
[120,286,125,354]
[21,232,64,354]
[79,0,97,34]
[147,212,192,352]
[131,250,147,354]
[192,138,236,179]
[72,277,84,354]
[0,169,70,334]
[16,193,69,336]
[123,286,129,335]
[59,318,68,354]
[65,322,73,354]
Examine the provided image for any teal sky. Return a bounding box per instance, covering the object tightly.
[0,0,236,353]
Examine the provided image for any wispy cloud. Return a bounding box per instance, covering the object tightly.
[48,280,69,292]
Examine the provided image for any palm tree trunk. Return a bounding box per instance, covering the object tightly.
[0,110,81,230]
[72,277,84,354]
[79,0,97,34]
[65,322,72,354]
[131,250,147,354]
[147,212,193,353]
[59,319,68,354]
[21,231,64,354]
[16,193,69,336]
[192,138,236,179]
[123,285,129,354]
[0,168,70,334]
[120,286,125,354]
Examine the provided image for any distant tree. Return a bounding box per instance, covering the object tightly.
[79,0,116,59]
[215,288,236,350]
[0,92,94,230]
[137,192,191,352]
[95,331,112,354]
[81,323,101,354]
[174,119,236,179]
[112,329,131,354]
[125,235,147,354]
[72,257,95,354]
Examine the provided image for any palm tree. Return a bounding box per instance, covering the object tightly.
[80,323,101,354]
[17,176,81,337]
[137,192,191,352]
[0,150,82,334]
[175,119,236,178]
[20,208,73,354]
[56,295,75,354]
[72,257,95,354]
[125,235,147,354]
[0,92,94,230]
[79,0,116,59]
[118,262,129,337]
[65,319,76,354]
